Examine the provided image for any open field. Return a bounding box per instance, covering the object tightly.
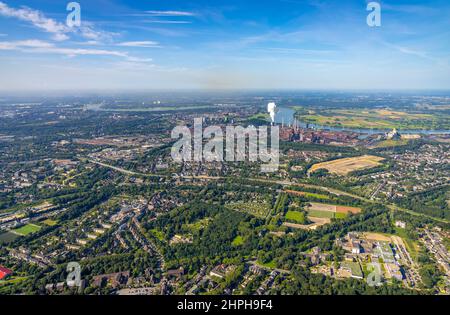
[334,212,347,219]
[336,205,362,214]
[285,210,307,223]
[307,202,336,212]
[362,232,392,242]
[307,202,362,214]
[307,210,335,218]
[12,223,41,236]
[304,202,361,219]
[284,190,330,200]
[298,108,449,130]
[309,155,384,176]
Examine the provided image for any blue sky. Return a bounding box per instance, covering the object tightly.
[0,0,449,91]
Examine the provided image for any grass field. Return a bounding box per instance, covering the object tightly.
[284,190,329,200]
[12,223,41,236]
[307,210,336,219]
[305,202,360,219]
[334,212,347,219]
[285,210,307,224]
[309,155,384,176]
[257,260,277,269]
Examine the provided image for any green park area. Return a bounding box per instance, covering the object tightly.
[285,211,307,224]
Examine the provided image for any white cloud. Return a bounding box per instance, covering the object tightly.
[0,39,53,49]
[0,39,157,67]
[0,40,127,58]
[145,10,196,17]
[0,2,114,42]
[0,1,69,40]
[117,41,160,48]
[126,56,153,62]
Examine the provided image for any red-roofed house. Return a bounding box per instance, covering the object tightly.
[0,266,13,280]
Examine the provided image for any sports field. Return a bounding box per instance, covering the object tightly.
[12,223,41,236]
[308,210,335,218]
[305,202,361,219]
[309,155,384,176]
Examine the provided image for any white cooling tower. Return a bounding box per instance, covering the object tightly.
[267,102,276,123]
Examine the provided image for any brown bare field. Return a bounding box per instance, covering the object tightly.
[362,232,391,242]
[308,216,331,226]
[282,216,330,231]
[283,222,310,230]
[307,202,335,212]
[336,205,362,214]
[309,155,384,176]
[306,202,361,214]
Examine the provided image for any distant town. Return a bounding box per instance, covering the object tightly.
[0,92,449,295]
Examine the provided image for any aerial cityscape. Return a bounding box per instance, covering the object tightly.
[0,0,449,303]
